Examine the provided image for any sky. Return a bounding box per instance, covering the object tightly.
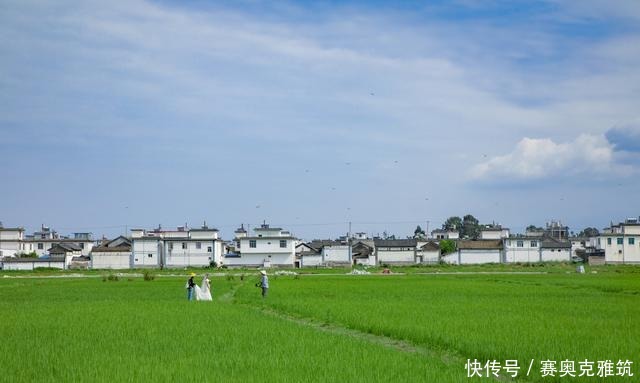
[1,0,639,241]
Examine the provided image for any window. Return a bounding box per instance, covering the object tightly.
[280,240,287,248]
[617,238,623,245]
[607,238,612,245]
[196,242,202,249]
[80,243,85,249]
[148,253,153,258]
[250,240,256,248]
[38,243,43,250]
[629,238,635,245]
[182,242,187,249]
[597,238,601,246]
[207,246,212,253]
[517,240,523,248]
[530,241,537,247]
[169,243,173,250]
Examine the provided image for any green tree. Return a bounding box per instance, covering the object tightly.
[526,225,543,232]
[414,225,425,238]
[462,214,480,239]
[577,227,599,238]
[439,239,457,255]
[443,216,462,232]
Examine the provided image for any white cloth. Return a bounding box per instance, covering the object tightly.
[195,277,212,301]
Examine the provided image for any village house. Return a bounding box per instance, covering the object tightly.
[431,228,459,240]
[597,217,640,264]
[0,224,25,258]
[131,223,223,268]
[504,236,541,263]
[479,224,510,240]
[374,238,418,265]
[90,236,132,269]
[225,223,295,268]
[21,226,95,257]
[295,241,322,267]
[416,240,440,264]
[447,240,503,264]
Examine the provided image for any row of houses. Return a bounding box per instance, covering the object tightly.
[1,217,639,270]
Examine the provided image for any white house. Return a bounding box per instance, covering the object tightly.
[0,225,25,258]
[131,224,223,268]
[416,241,440,264]
[504,236,541,263]
[431,229,459,240]
[351,240,376,266]
[226,223,296,268]
[597,217,640,264]
[453,240,503,264]
[374,239,417,265]
[540,237,571,262]
[22,227,95,257]
[295,242,322,268]
[479,225,510,240]
[91,236,132,269]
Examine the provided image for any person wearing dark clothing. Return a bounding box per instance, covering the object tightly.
[187,273,196,301]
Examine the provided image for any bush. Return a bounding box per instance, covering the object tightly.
[226,274,235,281]
[18,251,38,258]
[240,274,245,281]
[102,273,120,282]
[143,270,155,281]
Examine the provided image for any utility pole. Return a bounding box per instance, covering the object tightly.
[348,221,352,267]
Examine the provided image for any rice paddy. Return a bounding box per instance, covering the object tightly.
[1,269,638,382]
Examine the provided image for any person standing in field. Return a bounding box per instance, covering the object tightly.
[259,270,269,298]
[187,273,196,301]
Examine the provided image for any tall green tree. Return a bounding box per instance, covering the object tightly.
[443,216,462,232]
[414,225,425,238]
[462,214,480,239]
[577,227,600,238]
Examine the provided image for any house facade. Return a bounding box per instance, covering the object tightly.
[597,218,640,264]
[374,239,417,265]
[0,225,25,258]
[131,224,223,268]
[226,223,295,268]
[91,236,132,269]
[452,240,503,264]
[504,236,541,263]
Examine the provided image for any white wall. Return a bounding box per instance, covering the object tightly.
[459,250,501,264]
[540,249,570,262]
[132,239,160,267]
[419,249,440,264]
[322,246,350,263]
[602,235,640,263]
[224,252,293,267]
[2,260,65,271]
[91,252,131,269]
[301,254,322,267]
[377,249,415,264]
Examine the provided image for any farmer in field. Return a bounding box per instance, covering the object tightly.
[187,273,196,301]
[259,270,269,298]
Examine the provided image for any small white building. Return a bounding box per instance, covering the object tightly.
[226,223,296,268]
[597,217,640,264]
[0,225,25,258]
[479,225,510,240]
[374,239,418,265]
[416,241,440,264]
[504,236,541,263]
[431,229,459,240]
[540,237,571,262]
[295,242,322,268]
[131,224,224,268]
[91,236,132,269]
[453,240,503,264]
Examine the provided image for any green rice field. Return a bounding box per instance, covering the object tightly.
[1,269,638,382]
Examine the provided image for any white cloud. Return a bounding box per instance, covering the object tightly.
[470,134,633,182]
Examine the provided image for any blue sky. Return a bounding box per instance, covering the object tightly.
[1,0,639,240]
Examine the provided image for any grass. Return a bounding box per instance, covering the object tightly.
[1,269,638,382]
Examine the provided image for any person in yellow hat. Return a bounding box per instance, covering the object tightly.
[186,273,196,301]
